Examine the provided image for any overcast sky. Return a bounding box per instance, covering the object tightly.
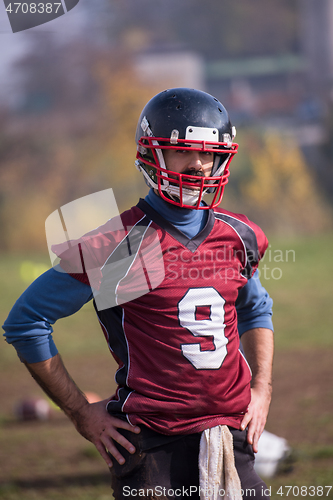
[0,0,97,103]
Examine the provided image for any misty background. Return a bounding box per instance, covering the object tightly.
[0,0,332,253]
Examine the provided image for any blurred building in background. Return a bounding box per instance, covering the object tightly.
[134,51,204,92]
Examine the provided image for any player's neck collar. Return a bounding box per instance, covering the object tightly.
[145,189,205,228]
[139,192,215,250]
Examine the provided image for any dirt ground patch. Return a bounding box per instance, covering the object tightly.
[0,348,332,498]
[267,348,333,446]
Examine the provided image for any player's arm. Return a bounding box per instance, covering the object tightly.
[236,271,274,452]
[240,327,274,453]
[236,270,273,336]
[3,267,93,363]
[2,267,140,466]
[25,354,140,467]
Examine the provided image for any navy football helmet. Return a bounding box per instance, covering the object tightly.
[135,88,237,209]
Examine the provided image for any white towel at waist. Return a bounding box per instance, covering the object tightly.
[199,425,243,500]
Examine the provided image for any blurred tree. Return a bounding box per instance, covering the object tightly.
[0,47,158,252]
[77,59,157,201]
[229,131,333,234]
[94,0,299,60]
[15,33,99,114]
[174,0,299,59]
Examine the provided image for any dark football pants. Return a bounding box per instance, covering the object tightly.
[109,427,270,499]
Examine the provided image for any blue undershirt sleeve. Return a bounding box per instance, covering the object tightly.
[236,270,274,336]
[2,266,93,363]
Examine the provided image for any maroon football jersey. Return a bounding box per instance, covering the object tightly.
[54,199,268,435]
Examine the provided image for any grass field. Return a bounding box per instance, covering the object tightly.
[0,233,333,499]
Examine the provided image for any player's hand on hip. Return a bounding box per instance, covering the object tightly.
[70,398,141,468]
[240,385,271,453]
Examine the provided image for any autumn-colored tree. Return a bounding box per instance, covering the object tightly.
[0,50,160,252]
[75,59,160,212]
[236,132,333,234]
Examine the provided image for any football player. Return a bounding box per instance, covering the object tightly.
[3,88,273,499]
